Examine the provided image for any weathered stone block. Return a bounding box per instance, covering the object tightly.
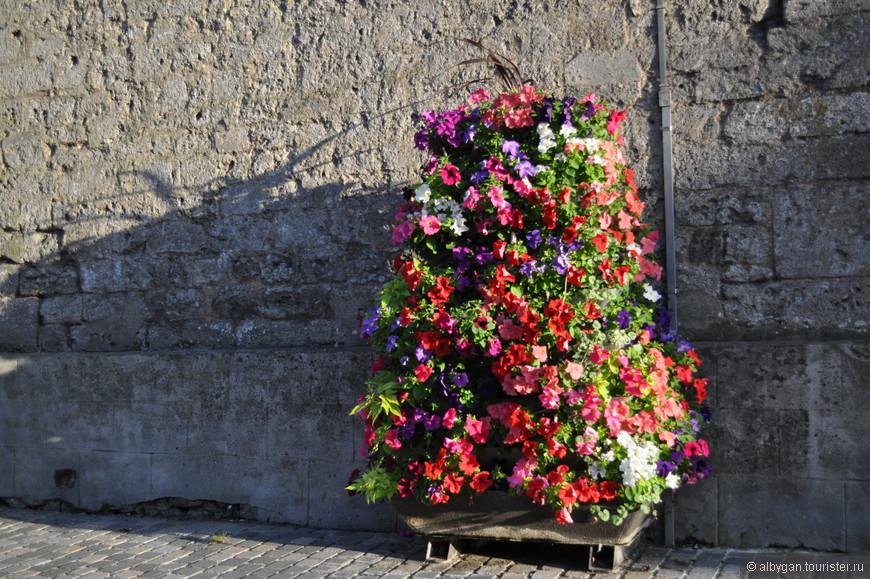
[307,459,398,531]
[259,285,334,321]
[0,445,13,495]
[716,344,843,411]
[784,0,861,19]
[717,475,844,550]
[269,403,356,462]
[39,294,83,324]
[720,278,868,340]
[19,263,78,296]
[37,324,69,351]
[145,320,235,350]
[0,265,19,295]
[845,482,870,553]
[186,397,270,458]
[78,450,151,511]
[12,446,81,506]
[773,183,870,279]
[673,474,718,546]
[149,454,309,525]
[0,297,38,351]
[0,231,60,264]
[705,408,779,476]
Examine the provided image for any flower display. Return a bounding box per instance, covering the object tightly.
[348,86,711,525]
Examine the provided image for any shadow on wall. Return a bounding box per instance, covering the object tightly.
[1,101,432,354]
[0,94,452,530]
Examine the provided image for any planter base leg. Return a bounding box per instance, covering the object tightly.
[426,539,463,561]
[588,534,643,571]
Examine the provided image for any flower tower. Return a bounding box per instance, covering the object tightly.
[348,86,711,525]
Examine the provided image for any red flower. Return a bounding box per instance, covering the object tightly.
[427,276,455,306]
[414,364,433,382]
[469,471,493,493]
[591,233,608,252]
[399,261,422,290]
[442,473,465,494]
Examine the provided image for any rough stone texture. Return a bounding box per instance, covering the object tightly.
[0,0,868,550]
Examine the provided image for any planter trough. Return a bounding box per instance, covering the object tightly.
[391,492,651,571]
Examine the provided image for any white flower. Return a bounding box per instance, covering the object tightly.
[665,472,681,490]
[589,461,607,480]
[559,123,577,137]
[643,283,662,303]
[414,184,431,204]
[449,215,468,236]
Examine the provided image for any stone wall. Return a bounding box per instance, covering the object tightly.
[0,0,867,550]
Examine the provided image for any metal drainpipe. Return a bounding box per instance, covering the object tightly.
[656,0,678,547]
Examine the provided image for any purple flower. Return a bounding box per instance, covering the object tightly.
[359,307,381,338]
[398,421,416,439]
[386,335,399,352]
[656,460,676,477]
[516,160,537,178]
[552,253,570,275]
[452,373,469,387]
[526,229,543,249]
[520,259,546,279]
[501,139,521,158]
[616,309,631,330]
[463,124,477,143]
[415,345,431,362]
[422,413,442,431]
[413,129,429,151]
[470,170,488,184]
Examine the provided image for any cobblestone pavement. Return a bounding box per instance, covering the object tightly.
[1,507,867,578]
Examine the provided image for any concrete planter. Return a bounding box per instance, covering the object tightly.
[391,492,651,570]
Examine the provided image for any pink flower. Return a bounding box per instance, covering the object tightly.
[538,383,562,409]
[440,164,461,186]
[564,360,584,380]
[507,457,536,488]
[604,397,631,431]
[575,426,598,455]
[442,407,457,429]
[466,417,491,444]
[554,507,574,525]
[420,215,441,235]
[392,220,415,245]
[385,430,402,449]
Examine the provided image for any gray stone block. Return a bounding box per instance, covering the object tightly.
[773,183,870,279]
[0,264,19,296]
[0,297,38,351]
[269,403,356,462]
[0,445,13,495]
[306,459,397,531]
[145,321,235,350]
[39,294,83,324]
[149,454,309,525]
[717,475,844,550]
[673,475,718,546]
[18,263,78,296]
[12,446,81,505]
[705,407,779,477]
[720,278,869,340]
[845,482,870,553]
[78,450,151,511]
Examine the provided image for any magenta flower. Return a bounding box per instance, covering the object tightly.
[440,164,461,186]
